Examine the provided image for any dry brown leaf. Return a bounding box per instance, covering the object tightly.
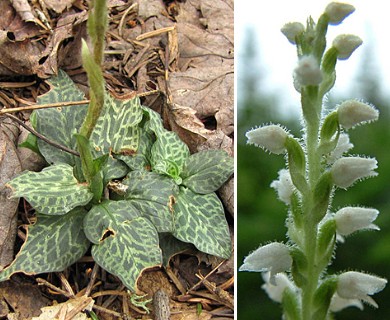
[31,296,94,320]
[10,0,35,22]
[36,10,88,78]
[0,119,21,268]
[0,281,50,319]
[43,0,74,14]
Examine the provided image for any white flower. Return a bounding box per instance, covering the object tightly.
[294,55,323,87]
[331,157,378,189]
[281,22,305,44]
[246,125,288,154]
[330,292,363,312]
[325,2,355,25]
[270,169,295,205]
[337,100,379,129]
[327,133,354,164]
[334,207,379,236]
[337,271,387,308]
[333,34,363,60]
[262,272,297,303]
[239,242,292,284]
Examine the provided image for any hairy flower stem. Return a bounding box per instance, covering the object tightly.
[79,0,107,139]
[301,87,323,320]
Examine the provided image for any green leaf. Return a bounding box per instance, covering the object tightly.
[282,287,301,320]
[0,208,90,281]
[159,233,193,266]
[313,276,338,320]
[35,70,88,165]
[7,164,93,215]
[115,130,154,171]
[83,201,162,292]
[151,130,190,183]
[90,94,143,155]
[181,150,233,194]
[173,187,231,259]
[122,170,179,232]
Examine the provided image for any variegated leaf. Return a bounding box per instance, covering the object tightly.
[7,164,93,215]
[122,171,178,232]
[141,106,166,137]
[90,94,143,155]
[181,150,234,194]
[35,70,88,165]
[151,131,190,183]
[173,187,231,259]
[159,233,192,266]
[0,208,90,281]
[115,130,154,171]
[83,201,162,292]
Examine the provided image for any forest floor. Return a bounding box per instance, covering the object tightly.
[0,0,234,319]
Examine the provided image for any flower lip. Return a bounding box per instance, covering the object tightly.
[337,271,387,308]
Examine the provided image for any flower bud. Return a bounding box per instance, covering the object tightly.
[270,169,294,205]
[337,271,387,308]
[294,55,323,86]
[281,22,305,44]
[331,157,377,189]
[325,2,355,25]
[337,100,379,129]
[334,207,379,236]
[332,34,363,60]
[262,272,296,303]
[239,242,292,284]
[246,125,288,154]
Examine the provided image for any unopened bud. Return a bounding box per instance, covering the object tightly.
[337,100,379,129]
[281,22,305,44]
[331,157,378,189]
[337,271,387,308]
[325,2,355,25]
[333,34,363,60]
[334,207,379,236]
[294,55,323,87]
[246,125,288,154]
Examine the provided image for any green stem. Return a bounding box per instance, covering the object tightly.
[79,0,108,139]
[301,86,323,320]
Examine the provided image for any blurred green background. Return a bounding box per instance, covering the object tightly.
[237,29,390,319]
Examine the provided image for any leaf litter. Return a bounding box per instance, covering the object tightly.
[0,0,234,318]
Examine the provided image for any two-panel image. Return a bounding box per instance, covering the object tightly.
[0,0,388,319]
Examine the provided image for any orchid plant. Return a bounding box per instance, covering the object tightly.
[239,3,387,319]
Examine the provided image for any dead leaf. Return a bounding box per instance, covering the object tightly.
[36,10,88,78]
[32,296,94,320]
[10,0,35,22]
[0,281,50,319]
[0,118,21,268]
[43,0,74,14]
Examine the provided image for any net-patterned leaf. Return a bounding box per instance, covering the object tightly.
[90,94,143,155]
[35,70,88,165]
[173,187,232,259]
[0,208,90,281]
[181,150,234,194]
[122,171,178,232]
[7,163,93,215]
[83,201,162,292]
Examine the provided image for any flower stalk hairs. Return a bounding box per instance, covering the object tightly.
[240,2,387,319]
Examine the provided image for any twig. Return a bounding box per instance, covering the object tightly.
[85,263,99,297]
[3,113,80,157]
[36,278,74,298]
[0,100,90,114]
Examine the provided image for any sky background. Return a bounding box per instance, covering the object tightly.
[236,0,390,114]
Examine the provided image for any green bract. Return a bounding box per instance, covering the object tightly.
[1,71,233,292]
